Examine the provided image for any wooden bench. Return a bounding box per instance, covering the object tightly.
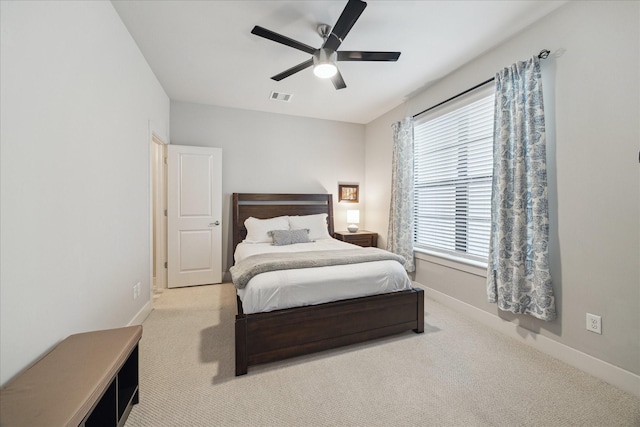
[0,325,142,427]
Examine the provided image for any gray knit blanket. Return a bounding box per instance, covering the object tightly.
[230,248,406,289]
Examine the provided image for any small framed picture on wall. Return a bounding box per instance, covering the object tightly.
[338,184,359,203]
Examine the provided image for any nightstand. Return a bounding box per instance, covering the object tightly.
[334,231,378,248]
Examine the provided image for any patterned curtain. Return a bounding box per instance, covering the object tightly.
[387,117,415,272]
[487,56,556,321]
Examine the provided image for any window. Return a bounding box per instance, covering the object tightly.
[413,85,494,263]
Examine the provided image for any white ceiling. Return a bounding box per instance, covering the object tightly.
[112,1,566,124]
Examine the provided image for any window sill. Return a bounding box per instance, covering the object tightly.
[414,248,488,278]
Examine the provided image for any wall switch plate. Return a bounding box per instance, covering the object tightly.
[586,313,602,334]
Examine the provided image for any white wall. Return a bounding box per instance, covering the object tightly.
[0,1,170,385]
[170,101,365,271]
[365,0,639,383]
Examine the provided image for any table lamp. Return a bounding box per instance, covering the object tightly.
[347,210,360,233]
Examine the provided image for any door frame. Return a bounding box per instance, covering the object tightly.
[149,121,168,293]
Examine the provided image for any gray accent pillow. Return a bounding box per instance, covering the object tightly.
[268,229,312,246]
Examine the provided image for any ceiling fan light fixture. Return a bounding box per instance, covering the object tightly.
[313,63,337,78]
[313,48,338,79]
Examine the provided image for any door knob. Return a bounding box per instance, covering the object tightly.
[209,221,220,227]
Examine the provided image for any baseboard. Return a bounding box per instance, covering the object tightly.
[418,284,640,398]
[128,300,153,326]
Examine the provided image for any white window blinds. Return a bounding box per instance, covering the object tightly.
[413,85,494,263]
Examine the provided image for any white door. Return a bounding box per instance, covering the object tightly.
[167,145,222,288]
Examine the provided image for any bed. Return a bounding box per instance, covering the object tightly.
[232,193,424,376]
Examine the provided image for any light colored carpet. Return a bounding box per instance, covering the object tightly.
[125,284,639,427]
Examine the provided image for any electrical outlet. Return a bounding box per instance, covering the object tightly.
[586,313,602,334]
[133,282,141,300]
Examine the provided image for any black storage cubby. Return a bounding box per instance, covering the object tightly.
[82,344,139,427]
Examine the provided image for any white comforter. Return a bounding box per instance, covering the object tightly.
[234,238,413,314]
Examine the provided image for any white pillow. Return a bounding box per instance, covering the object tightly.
[289,213,331,241]
[244,216,289,243]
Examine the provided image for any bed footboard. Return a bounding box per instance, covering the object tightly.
[235,288,424,376]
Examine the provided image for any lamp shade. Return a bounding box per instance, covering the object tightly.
[347,210,360,224]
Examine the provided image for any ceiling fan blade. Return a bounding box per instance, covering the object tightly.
[331,69,347,90]
[251,26,317,55]
[338,51,401,61]
[271,58,314,81]
[323,0,367,51]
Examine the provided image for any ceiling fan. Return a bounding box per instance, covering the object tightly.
[251,0,401,90]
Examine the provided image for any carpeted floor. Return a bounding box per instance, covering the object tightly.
[125,283,640,427]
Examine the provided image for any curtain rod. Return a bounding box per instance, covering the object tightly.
[412,49,550,119]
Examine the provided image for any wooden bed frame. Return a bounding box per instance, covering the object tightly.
[232,193,424,376]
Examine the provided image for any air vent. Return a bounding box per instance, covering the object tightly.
[269,91,293,102]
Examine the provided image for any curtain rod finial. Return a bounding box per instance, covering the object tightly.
[538,49,550,59]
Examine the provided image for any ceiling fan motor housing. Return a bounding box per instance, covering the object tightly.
[313,48,337,66]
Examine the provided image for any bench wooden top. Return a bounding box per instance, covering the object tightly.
[0,325,142,427]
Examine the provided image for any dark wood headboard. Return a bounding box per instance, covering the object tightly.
[232,193,334,250]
